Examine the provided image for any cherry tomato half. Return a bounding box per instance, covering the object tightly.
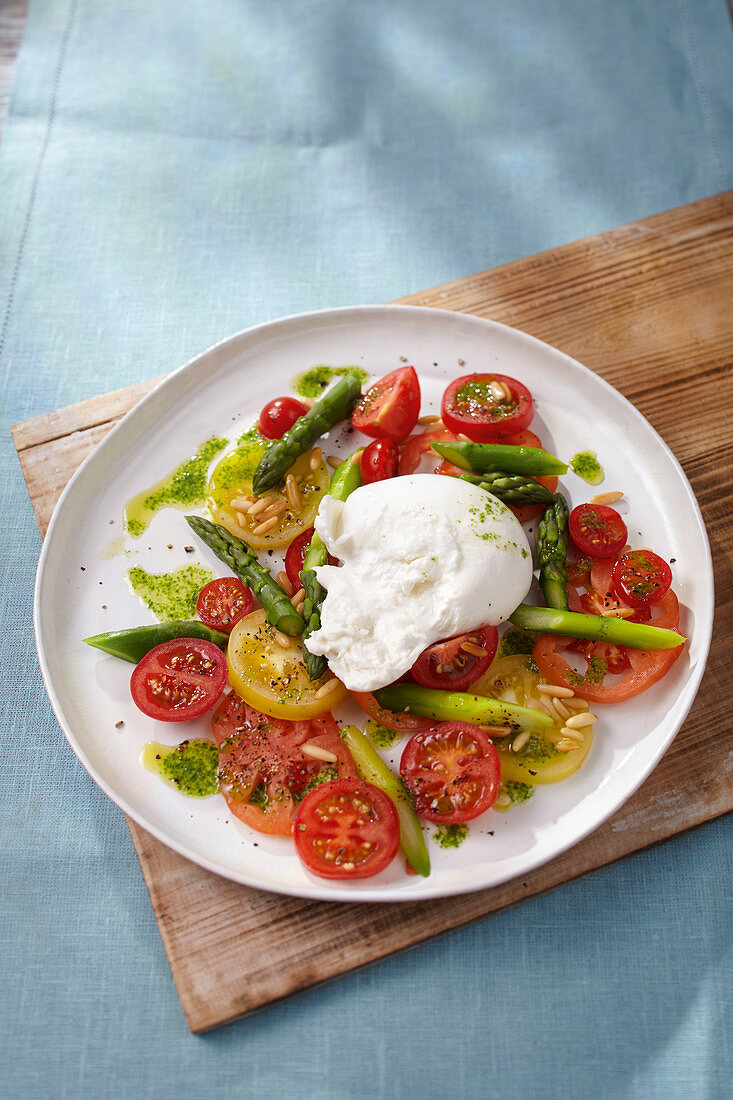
[294,778,400,879]
[360,437,399,483]
[284,527,337,594]
[130,638,228,722]
[196,577,253,633]
[410,626,499,692]
[612,549,673,608]
[258,396,308,439]
[568,503,628,559]
[398,427,460,476]
[441,373,533,442]
[351,366,421,442]
[400,722,501,824]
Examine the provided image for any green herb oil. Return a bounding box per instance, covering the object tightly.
[124,436,228,537]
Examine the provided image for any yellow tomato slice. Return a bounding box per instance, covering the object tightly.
[226,610,347,720]
[207,444,329,550]
[473,655,593,784]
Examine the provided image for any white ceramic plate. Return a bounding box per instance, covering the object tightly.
[34,305,713,902]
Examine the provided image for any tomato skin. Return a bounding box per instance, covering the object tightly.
[612,550,672,608]
[283,528,336,594]
[294,778,400,878]
[130,638,228,722]
[360,437,399,483]
[398,427,460,476]
[569,503,628,559]
[351,367,421,442]
[196,577,253,633]
[351,689,433,734]
[400,722,501,823]
[258,396,308,439]
[441,373,533,442]
[212,695,356,836]
[410,626,499,692]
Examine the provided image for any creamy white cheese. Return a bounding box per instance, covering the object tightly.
[306,474,532,692]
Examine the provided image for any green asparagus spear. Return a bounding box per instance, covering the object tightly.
[375,683,554,734]
[253,371,363,495]
[537,494,570,610]
[301,450,364,679]
[431,440,567,476]
[84,621,229,663]
[460,472,555,506]
[185,515,305,637]
[341,724,430,877]
[509,604,685,649]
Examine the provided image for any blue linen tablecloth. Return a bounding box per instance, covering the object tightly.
[1,1,731,1096]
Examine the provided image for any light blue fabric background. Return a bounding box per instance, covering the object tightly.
[1,1,731,1096]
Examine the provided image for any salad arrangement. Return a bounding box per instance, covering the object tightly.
[85,363,685,884]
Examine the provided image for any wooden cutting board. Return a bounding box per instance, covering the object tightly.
[13,192,733,1033]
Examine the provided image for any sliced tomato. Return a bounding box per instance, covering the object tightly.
[212,694,356,836]
[433,459,466,477]
[400,722,501,823]
[398,427,460,476]
[360,437,399,483]
[351,689,433,734]
[612,549,673,608]
[258,396,309,439]
[196,577,253,633]
[569,503,628,559]
[410,626,499,691]
[294,777,400,878]
[533,556,683,703]
[130,638,228,722]
[283,528,336,594]
[351,366,421,442]
[227,610,347,720]
[441,373,533,442]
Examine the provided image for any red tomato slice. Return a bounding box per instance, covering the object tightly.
[410,626,499,692]
[294,778,400,879]
[360,437,399,483]
[441,373,533,442]
[212,694,356,835]
[196,577,253,633]
[352,367,421,442]
[284,527,336,594]
[612,550,673,608]
[398,427,460,476]
[569,503,628,559]
[400,722,501,824]
[130,638,228,722]
[351,689,433,734]
[533,554,683,703]
[258,396,308,439]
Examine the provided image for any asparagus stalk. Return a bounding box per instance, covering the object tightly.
[185,515,305,637]
[341,724,430,877]
[432,440,567,476]
[460,472,555,506]
[84,621,229,663]
[537,494,570,610]
[375,683,554,734]
[301,450,363,679]
[253,371,363,495]
[509,604,685,649]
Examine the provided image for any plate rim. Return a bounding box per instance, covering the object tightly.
[33,303,715,902]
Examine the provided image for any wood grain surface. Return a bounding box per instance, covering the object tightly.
[13,192,733,1033]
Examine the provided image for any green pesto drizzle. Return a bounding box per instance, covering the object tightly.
[433,823,469,849]
[292,364,369,399]
[365,719,401,750]
[126,563,214,621]
[494,781,536,813]
[570,451,604,486]
[124,436,228,537]
[141,739,219,798]
[497,627,537,658]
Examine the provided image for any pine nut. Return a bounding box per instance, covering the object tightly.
[273,631,291,649]
[591,490,624,505]
[310,448,322,470]
[418,414,441,425]
[277,571,294,597]
[235,511,246,528]
[565,711,598,729]
[559,725,585,743]
[494,793,511,807]
[563,697,590,712]
[351,451,361,464]
[229,496,254,511]
[291,590,306,610]
[301,742,338,763]
[314,678,341,700]
[557,739,581,751]
[552,697,571,720]
[261,498,288,519]
[536,684,575,699]
[327,455,341,468]
[460,641,487,657]
[252,515,279,536]
[511,730,531,752]
[247,497,270,517]
[490,381,506,402]
[488,725,513,737]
